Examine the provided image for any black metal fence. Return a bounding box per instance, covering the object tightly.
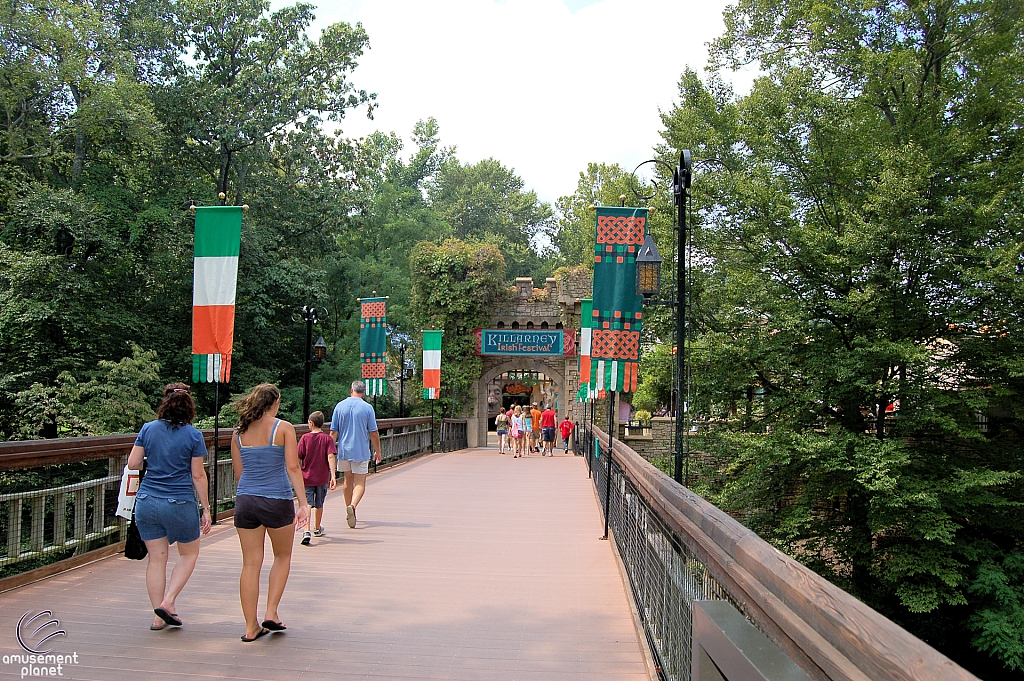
[581,421,736,681]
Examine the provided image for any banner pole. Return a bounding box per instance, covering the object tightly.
[602,390,615,540]
[212,380,219,525]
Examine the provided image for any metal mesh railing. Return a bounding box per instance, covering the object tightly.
[584,422,739,681]
[1,465,126,577]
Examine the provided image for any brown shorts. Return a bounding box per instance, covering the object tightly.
[233,495,296,529]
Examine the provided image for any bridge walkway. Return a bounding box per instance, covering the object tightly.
[0,448,650,680]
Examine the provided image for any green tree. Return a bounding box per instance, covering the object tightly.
[661,0,1024,675]
[429,157,553,280]
[162,0,373,201]
[549,163,631,269]
[409,239,510,416]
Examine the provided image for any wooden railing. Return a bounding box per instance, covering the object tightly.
[438,419,468,452]
[0,416,442,585]
[583,423,978,681]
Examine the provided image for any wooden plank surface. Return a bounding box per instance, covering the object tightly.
[0,448,650,681]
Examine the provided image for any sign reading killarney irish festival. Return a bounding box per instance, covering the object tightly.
[479,329,565,356]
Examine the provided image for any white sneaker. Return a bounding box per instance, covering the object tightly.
[346,505,356,528]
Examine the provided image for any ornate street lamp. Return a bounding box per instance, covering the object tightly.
[635,231,663,299]
[313,336,327,362]
[294,305,328,422]
[630,150,693,484]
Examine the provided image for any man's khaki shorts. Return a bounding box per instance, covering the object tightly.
[337,459,370,475]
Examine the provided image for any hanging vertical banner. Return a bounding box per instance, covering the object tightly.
[422,330,442,399]
[590,206,646,393]
[577,298,595,402]
[359,296,388,396]
[192,206,242,383]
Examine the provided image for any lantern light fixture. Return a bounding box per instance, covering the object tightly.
[635,231,662,299]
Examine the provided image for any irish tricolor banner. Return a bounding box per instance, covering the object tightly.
[590,206,645,393]
[192,206,242,383]
[577,298,597,402]
[359,297,387,396]
[422,330,442,399]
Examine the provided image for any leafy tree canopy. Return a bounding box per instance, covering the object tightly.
[658,0,1024,675]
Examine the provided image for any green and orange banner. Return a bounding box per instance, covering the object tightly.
[590,206,645,393]
[192,206,242,383]
[359,297,388,396]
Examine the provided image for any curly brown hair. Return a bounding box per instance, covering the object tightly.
[235,383,280,434]
[156,383,195,427]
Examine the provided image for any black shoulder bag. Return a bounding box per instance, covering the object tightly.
[125,461,148,560]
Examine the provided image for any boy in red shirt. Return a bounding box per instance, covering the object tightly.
[298,411,337,546]
[558,416,574,455]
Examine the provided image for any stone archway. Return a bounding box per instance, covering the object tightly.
[470,358,566,448]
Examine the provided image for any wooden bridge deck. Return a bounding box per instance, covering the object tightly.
[0,448,650,680]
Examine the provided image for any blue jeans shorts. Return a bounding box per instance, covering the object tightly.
[134,494,200,545]
[305,484,328,509]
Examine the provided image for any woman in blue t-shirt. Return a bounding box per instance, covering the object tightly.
[127,383,212,631]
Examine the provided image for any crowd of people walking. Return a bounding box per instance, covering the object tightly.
[497,402,573,457]
[128,379,379,641]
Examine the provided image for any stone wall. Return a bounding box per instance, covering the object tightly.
[470,273,593,446]
[620,416,676,459]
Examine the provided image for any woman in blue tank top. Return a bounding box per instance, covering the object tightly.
[230,383,310,642]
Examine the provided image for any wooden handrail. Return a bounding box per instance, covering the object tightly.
[0,417,435,471]
[591,425,978,681]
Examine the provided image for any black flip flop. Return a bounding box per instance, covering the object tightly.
[154,608,182,627]
[241,628,270,642]
[261,619,286,631]
[150,622,167,631]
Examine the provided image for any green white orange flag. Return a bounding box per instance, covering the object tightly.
[577,298,596,402]
[192,206,242,383]
[422,330,442,399]
[590,206,645,393]
[359,297,387,396]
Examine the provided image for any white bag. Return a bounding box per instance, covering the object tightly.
[115,465,142,520]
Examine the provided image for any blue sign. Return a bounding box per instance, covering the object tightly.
[480,329,564,356]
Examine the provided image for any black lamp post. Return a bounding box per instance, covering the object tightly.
[631,150,692,484]
[296,306,327,422]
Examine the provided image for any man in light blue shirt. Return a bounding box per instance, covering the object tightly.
[329,380,381,529]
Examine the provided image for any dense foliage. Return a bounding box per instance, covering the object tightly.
[0,0,557,436]
[658,0,1024,675]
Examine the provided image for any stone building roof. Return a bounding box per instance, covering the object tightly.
[487,269,592,330]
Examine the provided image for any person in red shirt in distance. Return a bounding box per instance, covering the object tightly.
[559,416,574,455]
[297,411,337,546]
[540,404,557,456]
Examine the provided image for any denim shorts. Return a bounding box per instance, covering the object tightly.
[134,494,200,545]
[304,484,328,509]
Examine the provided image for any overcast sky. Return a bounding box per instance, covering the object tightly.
[273,0,753,205]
